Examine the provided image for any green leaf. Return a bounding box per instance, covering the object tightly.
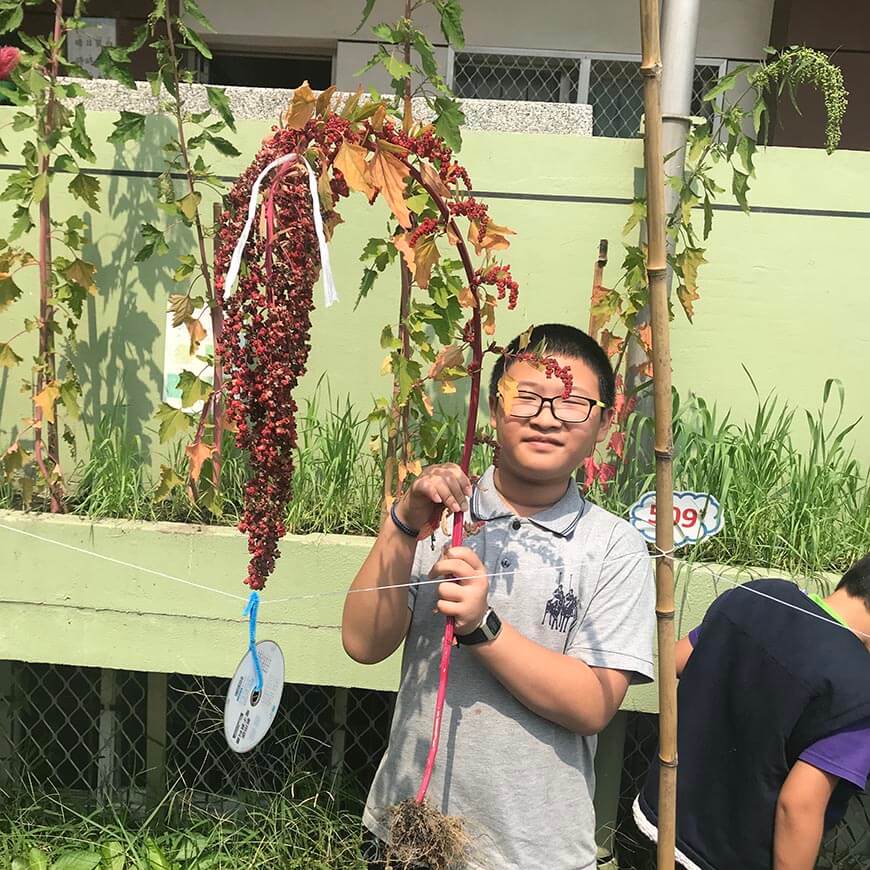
[732,169,750,213]
[12,112,33,132]
[99,841,125,870]
[735,136,756,175]
[382,53,413,81]
[174,254,198,281]
[179,23,213,60]
[356,267,379,309]
[108,111,146,145]
[437,0,465,49]
[622,199,647,237]
[183,0,215,31]
[372,23,399,43]
[59,378,82,421]
[0,341,22,368]
[379,324,401,349]
[752,95,767,137]
[95,45,135,89]
[68,173,100,209]
[0,4,24,33]
[405,191,431,215]
[206,86,236,132]
[136,223,169,261]
[205,133,241,156]
[69,104,95,161]
[155,464,185,501]
[178,370,213,407]
[355,0,377,34]
[177,191,201,221]
[702,194,713,240]
[0,275,22,312]
[144,839,171,870]
[46,851,100,870]
[396,356,421,402]
[702,70,740,102]
[31,172,48,204]
[155,403,193,443]
[9,205,33,241]
[53,154,77,173]
[433,95,464,151]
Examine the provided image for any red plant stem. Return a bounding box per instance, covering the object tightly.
[410,164,484,804]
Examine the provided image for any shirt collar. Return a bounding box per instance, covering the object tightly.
[470,466,586,538]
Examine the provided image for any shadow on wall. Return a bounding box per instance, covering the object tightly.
[73,117,191,446]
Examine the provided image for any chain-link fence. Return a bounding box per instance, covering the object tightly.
[1,661,867,867]
[452,50,724,140]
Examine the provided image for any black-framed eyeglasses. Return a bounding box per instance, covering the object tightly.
[507,391,608,424]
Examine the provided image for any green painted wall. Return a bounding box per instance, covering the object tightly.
[1,110,868,465]
[0,510,824,711]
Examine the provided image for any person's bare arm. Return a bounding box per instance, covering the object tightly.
[434,546,631,734]
[675,635,694,677]
[773,760,838,870]
[472,622,631,734]
[341,464,471,665]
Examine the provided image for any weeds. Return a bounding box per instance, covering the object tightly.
[2,378,867,576]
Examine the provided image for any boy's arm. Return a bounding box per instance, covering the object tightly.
[433,546,634,734]
[471,623,630,734]
[341,464,471,665]
[773,760,838,870]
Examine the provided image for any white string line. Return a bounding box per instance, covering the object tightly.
[1,521,865,641]
[0,523,249,603]
[679,561,870,641]
[0,520,656,606]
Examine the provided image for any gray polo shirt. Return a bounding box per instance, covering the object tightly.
[363,466,655,870]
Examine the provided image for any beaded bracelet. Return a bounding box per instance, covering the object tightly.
[389,501,421,539]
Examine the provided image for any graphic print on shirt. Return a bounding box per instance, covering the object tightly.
[542,571,579,633]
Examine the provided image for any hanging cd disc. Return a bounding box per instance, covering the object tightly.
[224,639,284,753]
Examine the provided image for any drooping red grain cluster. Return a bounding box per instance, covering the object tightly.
[214,104,513,590]
[512,350,574,398]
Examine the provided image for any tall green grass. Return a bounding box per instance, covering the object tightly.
[2,378,867,575]
[591,375,870,575]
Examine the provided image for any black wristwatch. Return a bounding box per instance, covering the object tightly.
[456,608,502,646]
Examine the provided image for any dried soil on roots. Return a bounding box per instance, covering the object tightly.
[386,799,469,870]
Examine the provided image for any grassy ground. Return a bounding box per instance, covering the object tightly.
[0,784,368,869]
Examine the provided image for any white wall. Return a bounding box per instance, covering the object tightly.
[199,0,775,62]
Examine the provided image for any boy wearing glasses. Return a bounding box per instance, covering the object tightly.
[342,324,655,870]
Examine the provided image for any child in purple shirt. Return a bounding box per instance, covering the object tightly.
[635,556,870,870]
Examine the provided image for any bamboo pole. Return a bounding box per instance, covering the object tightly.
[639,3,678,870]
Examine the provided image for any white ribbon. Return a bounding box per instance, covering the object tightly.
[222,152,339,308]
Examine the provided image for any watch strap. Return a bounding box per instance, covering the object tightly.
[456,608,501,646]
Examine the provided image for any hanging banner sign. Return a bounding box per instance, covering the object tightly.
[629,490,724,546]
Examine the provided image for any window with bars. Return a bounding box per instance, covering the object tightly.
[452,50,725,139]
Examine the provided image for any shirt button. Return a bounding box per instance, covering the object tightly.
[511,519,522,530]
[500,557,511,568]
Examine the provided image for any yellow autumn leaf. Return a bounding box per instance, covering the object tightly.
[34,381,61,425]
[334,141,374,198]
[441,380,456,394]
[369,148,412,229]
[380,354,393,375]
[315,84,336,116]
[185,317,207,355]
[429,343,465,380]
[419,162,451,199]
[186,440,214,482]
[497,373,519,415]
[284,81,317,130]
[413,235,439,289]
[63,258,97,295]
